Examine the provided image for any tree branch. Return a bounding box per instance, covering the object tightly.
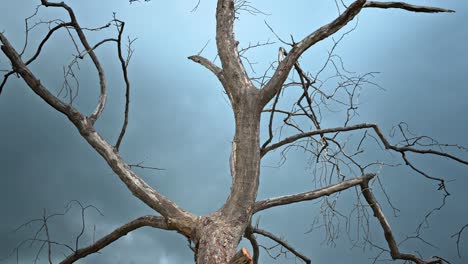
[0,33,73,115]
[451,223,468,258]
[216,0,254,101]
[40,0,107,124]
[0,32,196,236]
[259,0,366,106]
[360,179,442,264]
[114,19,131,151]
[259,0,454,107]
[188,55,226,85]
[254,173,376,213]
[60,216,170,264]
[364,1,455,13]
[252,228,311,264]
[261,123,371,156]
[261,123,468,166]
[0,21,76,95]
[244,226,260,264]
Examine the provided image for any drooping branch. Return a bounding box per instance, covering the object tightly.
[0,32,196,236]
[364,1,455,13]
[244,226,260,264]
[252,228,311,264]
[60,216,170,264]
[40,0,107,124]
[260,72,282,150]
[360,179,442,264]
[254,173,375,213]
[114,19,132,151]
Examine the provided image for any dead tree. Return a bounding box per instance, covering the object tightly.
[0,0,466,263]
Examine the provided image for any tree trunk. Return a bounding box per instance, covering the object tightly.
[195,214,242,263]
[195,88,261,264]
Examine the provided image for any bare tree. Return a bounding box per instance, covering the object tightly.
[0,0,466,264]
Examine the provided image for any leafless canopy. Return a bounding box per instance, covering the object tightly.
[0,1,466,264]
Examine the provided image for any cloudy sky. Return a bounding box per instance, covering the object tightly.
[1,0,467,263]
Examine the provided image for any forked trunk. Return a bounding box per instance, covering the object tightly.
[195,215,244,263]
[195,90,261,264]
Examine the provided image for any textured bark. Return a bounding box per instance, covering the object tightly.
[190,2,264,262]
[195,90,262,263]
[195,214,241,263]
[222,91,261,218]
[195,218,254,264]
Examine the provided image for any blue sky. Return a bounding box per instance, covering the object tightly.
[1,0,467,263]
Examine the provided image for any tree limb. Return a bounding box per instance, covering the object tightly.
[364,1,455,13]
[259,0,454,107]
[261,123,373,156]
[261,123,468,166]
[252,228,311,264]
[0,21,75,95]
[259,0,367,106]
[244,226,260,264]
[40,0,107,124]
[188,55,226,85]
[216,0,254,101]
[254,173,376,213]
[60,216,170,264]
[360,179,442,264]
[0,32,196,236]
[1,33,73,115]
[115,19,131,151]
